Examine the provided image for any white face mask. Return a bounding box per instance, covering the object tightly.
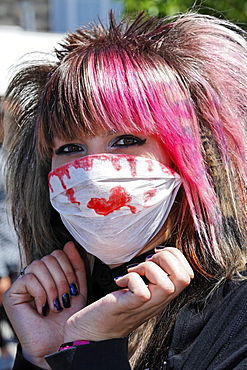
[49,154,181,265]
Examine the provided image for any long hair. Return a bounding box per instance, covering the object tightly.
[2,11,247,368]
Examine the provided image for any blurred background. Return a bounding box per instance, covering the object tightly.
[1,0,247,33]
[1,0,247,95]
[0,0,247,369]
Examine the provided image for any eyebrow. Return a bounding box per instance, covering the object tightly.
[104,130,118,137]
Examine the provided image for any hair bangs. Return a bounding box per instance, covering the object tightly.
[37,45,185,159]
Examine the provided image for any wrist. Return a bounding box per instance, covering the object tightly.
[64,318,89,343]
[22,349,50,370]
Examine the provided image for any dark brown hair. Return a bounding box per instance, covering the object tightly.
[2,11,247,368]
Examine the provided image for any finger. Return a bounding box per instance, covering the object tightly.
[51,248,77,288]
[113,262,175,325]
[5,273,47,316]
[127,261,175,300]
[114,272,151,309]
[24,260,60,313]
[63,242,87,300]
[154,247,194,278]
[150,249,194,292]
[50,247,82,307]
[41,254,71,310]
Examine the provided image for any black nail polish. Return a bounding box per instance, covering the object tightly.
[114,275,124,281]
[127,263,139,269]
[69,283,78,297]
[155,246,166,250]
[145,254,154,260]
[54,298,62,311]
[62,293,71,308]
[42,303,48,317]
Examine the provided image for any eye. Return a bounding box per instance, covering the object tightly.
[111,135,146,147]
[55,144,85,155]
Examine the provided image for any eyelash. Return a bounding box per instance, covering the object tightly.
[54,135,147,155]
[111,135,146,147]
[55,144,84,155]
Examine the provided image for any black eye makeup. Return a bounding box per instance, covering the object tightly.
[55,143,85,155]
[111,135,147,147]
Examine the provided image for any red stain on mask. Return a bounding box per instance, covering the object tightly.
[66,188,80,205]
[143,188,157,204]
[87,186,137,215]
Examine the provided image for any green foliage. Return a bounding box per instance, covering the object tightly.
[122,0,247,29]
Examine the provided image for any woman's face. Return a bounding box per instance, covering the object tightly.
[51,130,172,170]
[51,130,175,259]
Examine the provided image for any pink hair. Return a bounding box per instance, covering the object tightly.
[37,12,247,269]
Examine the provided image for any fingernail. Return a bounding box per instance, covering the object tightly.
[54,298,62,311]
[142,276,150,285]
[145,254,154,260]
[155,246,165,250]
[69,283,78,297]
[127,263,139,269]
[62,293,71,308]
[114,275,124,281]
[42,302,48,317]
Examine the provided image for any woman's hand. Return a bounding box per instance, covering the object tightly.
[64,247,193,342]
[3,242,87,369]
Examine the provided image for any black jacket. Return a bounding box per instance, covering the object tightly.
[13,276,247,369]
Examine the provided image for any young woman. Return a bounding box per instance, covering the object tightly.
[2,11,247,370]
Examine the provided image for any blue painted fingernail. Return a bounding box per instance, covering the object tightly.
[114,275,124,281]
[145,254,154,260]
[155,246,165,250]
[69,283,78,297]
[54,298,62,311]
[42,302,48,317]
[62,293,71,308]
[127,263,139,269]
